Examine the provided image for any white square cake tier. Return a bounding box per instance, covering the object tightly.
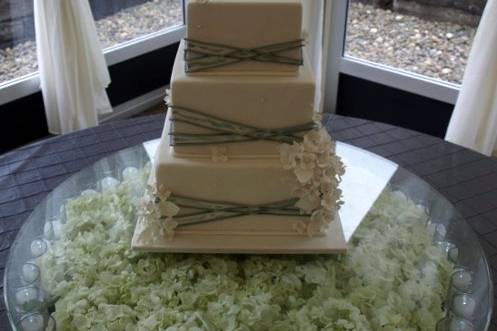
[186,0,303,74]
[131,126,347,254]
[170,41,315,158]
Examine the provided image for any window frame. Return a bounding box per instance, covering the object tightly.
[0,1,186,107]
[324,0,460,113]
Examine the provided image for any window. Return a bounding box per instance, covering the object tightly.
[91,0,183,51]
[325,0,486,109]
[344,0,483,85]
[0,0,184,102]
[0,0,37,85]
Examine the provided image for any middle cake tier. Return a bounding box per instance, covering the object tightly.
[169,40,316,158]
[154,115,310,236]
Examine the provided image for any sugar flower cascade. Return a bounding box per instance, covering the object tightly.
[279,113,345,236]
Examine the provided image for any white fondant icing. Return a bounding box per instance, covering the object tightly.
[187,0,302,74]
[156,119,298,206]
[170,41,315,158]
[132,214,347,254]
[132,0,347,253]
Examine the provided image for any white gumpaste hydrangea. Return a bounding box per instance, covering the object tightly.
[37,168,453,330]
[139,184,180,241]
[278,113,345,236]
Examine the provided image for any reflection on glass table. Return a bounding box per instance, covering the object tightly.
[5,140,492,330]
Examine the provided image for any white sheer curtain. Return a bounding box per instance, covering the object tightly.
[302,0,325,113]
[445,0,497,156]
[34,0,112,135]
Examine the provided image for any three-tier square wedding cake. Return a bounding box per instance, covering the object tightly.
[132,0,346,253]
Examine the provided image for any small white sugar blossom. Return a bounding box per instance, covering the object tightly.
[312,112,323,126]
[159,200,180,218]
[316,150,334,168]
[139,184,180,241]
[211,146,228,162]
[293,220,308,235]
[295,192,321,213]
[163,218,179,240]
[321,192,337,212]
[299,153,316,170]
[320,179,335,195]
[278,143,304,170]
[164,89,172,106]
[294,167,314,184]
[279,119,345,236]
[303,128,331,153]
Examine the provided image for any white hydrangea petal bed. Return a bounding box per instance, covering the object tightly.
[38,166,452,331]
[278,114,345,237]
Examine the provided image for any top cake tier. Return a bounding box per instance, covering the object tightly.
[186,0,303,74]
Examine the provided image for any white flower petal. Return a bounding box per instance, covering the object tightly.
[159,200,180,217]
[312,112,323,125]
[295,194,320,213]
[157,185,171,199]
[293,220,308,235]
[321,193,337,212]
[295,167,314,184]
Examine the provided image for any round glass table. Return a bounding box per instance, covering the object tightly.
[4,140,493,331]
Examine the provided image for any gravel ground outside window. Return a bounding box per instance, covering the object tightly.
[0,0,480,89]
[0,0,182,86]
[345,1,478,85]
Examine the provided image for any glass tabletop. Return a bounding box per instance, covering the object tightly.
[4,140,492,331]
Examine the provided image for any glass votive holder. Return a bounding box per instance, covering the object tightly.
[19,312,54,331]
[43,217,63,241]
[434,240,456,257]
[15,286,44,312]
[451,293,476,320]
[80,188,98,196]
[43,221,54,241]
[448,246,459,264]
[51,219,63,240]
[448,316,475,331]
[45,315,56,331]
[30,239,48,258]
[451,269,473,293]
[436,315,475,331]
[21,263,40,285]
[59,203,68,224]
[433,223,447,241]
[100,176,120,191]
[122,166,138,180]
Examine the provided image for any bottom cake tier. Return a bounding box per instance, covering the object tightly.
[131,123,347,254]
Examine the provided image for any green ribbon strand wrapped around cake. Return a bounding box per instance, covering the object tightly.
[140,185,311,239]
[184,38,305,73]
[169,105,317,145]
[169,195,306,225]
